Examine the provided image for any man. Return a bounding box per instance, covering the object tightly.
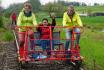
[63,5,83,51]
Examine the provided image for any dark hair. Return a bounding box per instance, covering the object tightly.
[42,18,48,22]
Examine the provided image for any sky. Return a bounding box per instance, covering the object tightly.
[1,0,104,8]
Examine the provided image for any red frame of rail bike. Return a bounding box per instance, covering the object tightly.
[15,26,83,62]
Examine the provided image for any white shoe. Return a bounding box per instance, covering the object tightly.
[37,54,47,59]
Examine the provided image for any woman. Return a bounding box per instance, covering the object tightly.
[63,5,83,50]
[17,1,37,61]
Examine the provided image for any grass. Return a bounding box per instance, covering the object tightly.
[74,6,104,13]
[0,28,14,42]
[80,28,104,70]
[2,31,14,42]
[81,16,104,25]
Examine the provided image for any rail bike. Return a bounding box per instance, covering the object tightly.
[13,26,84,70]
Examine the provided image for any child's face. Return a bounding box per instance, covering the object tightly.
[24,5,31,13]
[42,20,48,26]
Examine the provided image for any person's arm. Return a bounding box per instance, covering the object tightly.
[51,18,56,25]
[51,18,56,30]
[76,14,83,27]
[63,13,67,26]
[17,12,22,26]
[36,24,41,32]
[32,13,37,26]
[50,13,56,30]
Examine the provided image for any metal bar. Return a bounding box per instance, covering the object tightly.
[15,26,82,61]
[24,30,29,60]
[12,30,20,60]
[49,26,53,57]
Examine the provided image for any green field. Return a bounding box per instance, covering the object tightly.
[80,28,104,70]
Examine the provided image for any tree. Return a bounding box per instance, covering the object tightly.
[0,0,2,12]
[0,14,3,27]
[3,3,23,17]
[28,0,41,12]
[42,2,65,18]
[0,0,3,28]
[81,2,87,6]
[4,0,41,17]
[94,3,99,6]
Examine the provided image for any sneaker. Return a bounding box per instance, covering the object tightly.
[26,57,31,61]
[19,58,25,61]
[37,53,47,59]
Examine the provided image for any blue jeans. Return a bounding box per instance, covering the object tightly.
[40,40,55,55]
[40,40,59,50]
[40,40,51,51]
[65,28,80,50]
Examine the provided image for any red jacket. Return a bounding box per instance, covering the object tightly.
[36,19,56,39]
[11,13,16,21]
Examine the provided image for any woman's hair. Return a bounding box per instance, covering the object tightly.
[42,18,48,22]
[68,5,74,11]
[24,1,32,9]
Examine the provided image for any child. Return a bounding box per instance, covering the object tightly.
[36,14,56,56]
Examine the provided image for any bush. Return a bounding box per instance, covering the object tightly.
[0,15,3,27]
[2,31,14,42]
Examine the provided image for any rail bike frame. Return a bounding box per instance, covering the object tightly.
[15,26,83,63]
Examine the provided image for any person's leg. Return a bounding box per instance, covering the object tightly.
[74,28,80,46]
[11,20,14,29]
[40,40,47,51]
[15,20,17,26]
[52,40,54,50]
[18,32,25,59]
[65,29,72,58]
[65,29,72,50]
[40,40,47,56]
[47,40,51,56]
[28,30,34,50]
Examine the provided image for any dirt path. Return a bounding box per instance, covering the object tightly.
[0,42,18,70]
